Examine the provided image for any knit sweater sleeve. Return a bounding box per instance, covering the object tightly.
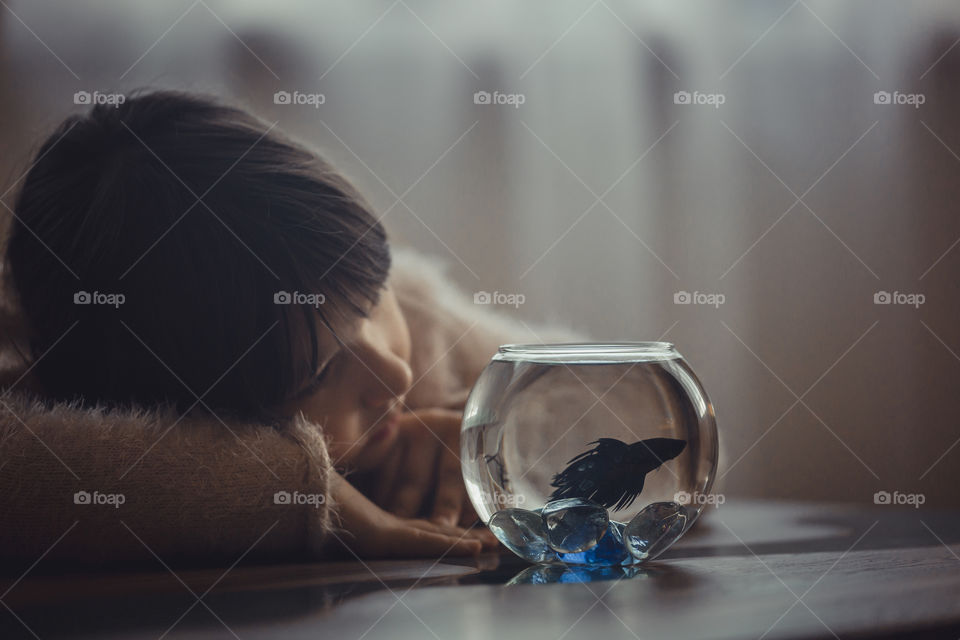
[0,390,336,569]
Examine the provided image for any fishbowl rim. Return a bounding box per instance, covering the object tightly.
[495,341,679,364]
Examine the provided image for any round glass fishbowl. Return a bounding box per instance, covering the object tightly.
[461,343,718,566]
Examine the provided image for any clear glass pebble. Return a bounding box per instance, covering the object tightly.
[624,501,689,562]
[487,508,558,563]
[540,498,609,553]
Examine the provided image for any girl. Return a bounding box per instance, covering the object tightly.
[0,91,571,567]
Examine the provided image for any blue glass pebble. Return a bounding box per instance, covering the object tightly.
[556,521,631,566]
[541,498,609,553]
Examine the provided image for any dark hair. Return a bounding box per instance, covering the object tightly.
[4,90,390,419]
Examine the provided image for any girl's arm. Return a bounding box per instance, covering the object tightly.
[0,391,335,568]
[0,389,495,568]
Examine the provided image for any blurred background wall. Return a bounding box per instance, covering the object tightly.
[1,0,958,506]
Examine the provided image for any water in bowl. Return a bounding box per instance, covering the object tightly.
[461,344,717,565]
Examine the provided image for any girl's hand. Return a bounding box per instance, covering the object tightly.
[325,470,496,559]
[365,409,479,528]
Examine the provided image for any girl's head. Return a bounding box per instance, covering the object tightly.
[5,90,412,467]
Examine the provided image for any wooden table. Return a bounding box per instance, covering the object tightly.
[3,500,959,639]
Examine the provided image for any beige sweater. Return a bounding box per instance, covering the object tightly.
[0,249,578,568]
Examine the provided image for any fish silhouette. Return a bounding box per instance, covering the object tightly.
[548,437,687,511]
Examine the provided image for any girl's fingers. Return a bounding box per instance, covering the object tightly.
[387,434,437,518]
[473,525,500,549]
[430,440,467,526]
[406,518,499,550]
[458,505,480,528]
[392,523,482,557]
[372,437,406,506]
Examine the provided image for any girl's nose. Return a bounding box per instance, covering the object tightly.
[357,341,413,409]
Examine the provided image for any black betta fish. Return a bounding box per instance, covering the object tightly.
[549,437,687,511]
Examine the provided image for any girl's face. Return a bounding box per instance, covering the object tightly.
[282,285,413,472]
